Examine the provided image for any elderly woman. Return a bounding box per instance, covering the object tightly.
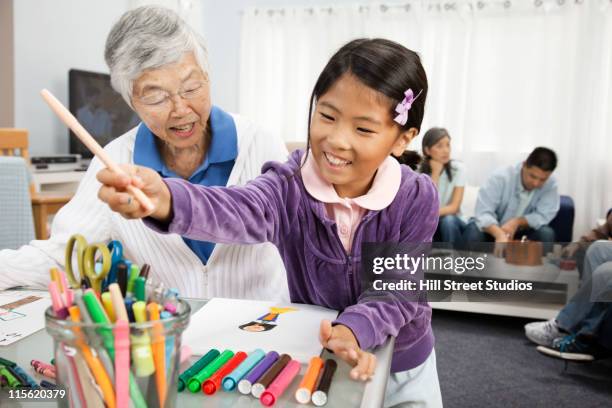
[0,6,289,300]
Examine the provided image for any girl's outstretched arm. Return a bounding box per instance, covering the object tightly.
[97,161,298,246]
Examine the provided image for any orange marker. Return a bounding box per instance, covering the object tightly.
[147,302,166,407]
[68,306,115,408]
[295,356,324,404]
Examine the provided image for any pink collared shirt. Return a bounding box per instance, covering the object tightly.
[301,151,402,252]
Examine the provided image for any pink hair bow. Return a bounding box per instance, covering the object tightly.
[394,89,423,126]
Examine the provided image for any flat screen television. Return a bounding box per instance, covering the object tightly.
[68,69,140,159]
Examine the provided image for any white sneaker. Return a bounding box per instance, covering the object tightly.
[524,319,562,346]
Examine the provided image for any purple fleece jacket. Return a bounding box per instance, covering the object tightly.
[146,150,439,372]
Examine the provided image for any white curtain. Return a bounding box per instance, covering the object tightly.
[238,0,612,239]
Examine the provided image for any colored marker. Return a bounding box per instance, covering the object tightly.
[148,302,167,407]
[178,349,220,392]
[135,277,147,302]
[68,306,115,408]
[131,301,155,377]
[83,290,147,408]
[30,360,56,379]
[160,310,174,376]
[127,264,140,294]
[188,350,234,393]
[48,281,68,319]
[74,292,115,382]
[312,359,337,407]
[238,351,279,395]
[101,292,116,322]
[114,319,130,408]
[223,349,266,391]
[261,359,301,406]
[295,356,324,404]
[251,354,291,398]
[124,297,136,322]
[202,352,247,395]
[117,262,128,297]
[109,283,128,322]
[139,264,150,279]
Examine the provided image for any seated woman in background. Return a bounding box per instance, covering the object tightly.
[419,128,466,244]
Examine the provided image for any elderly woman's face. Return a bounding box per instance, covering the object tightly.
[131,52,211,150]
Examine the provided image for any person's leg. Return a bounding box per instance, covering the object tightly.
[523,225,555,254]
[582,240,612,283]
[462,221,493,251]
[438,215,466,247]
[384,349,443,408]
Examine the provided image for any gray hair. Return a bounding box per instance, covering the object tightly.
[104,6,209,108]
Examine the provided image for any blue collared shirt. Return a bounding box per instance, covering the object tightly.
[473,162,560,230]
[134,105,237,263]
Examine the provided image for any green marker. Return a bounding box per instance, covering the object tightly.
[135,276,146,302]
[0,365,21,388]
[187,350,234,393]
[82,290,148,408]
[127,264,140,294]
[178,349,220,392]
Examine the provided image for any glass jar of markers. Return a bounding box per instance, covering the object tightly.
[45,289,191,408]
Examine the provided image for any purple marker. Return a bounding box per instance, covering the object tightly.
[237,351,279,395]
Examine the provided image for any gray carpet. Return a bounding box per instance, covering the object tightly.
[431,310,612,408]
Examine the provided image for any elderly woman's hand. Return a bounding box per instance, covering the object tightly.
[97,165,172,221]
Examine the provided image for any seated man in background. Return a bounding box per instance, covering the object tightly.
[463,147,560,254]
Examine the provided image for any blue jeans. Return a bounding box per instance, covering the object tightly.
[434,215,466,246]
[556,241,612,336]
[462,221,555,252]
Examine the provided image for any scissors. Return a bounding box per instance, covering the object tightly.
[65,234,113,294]
[102,240,124,291]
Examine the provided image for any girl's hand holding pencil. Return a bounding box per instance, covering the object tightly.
[97,165,173,222]
[319,320,376,382]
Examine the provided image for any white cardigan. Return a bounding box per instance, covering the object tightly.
[0,114,290,301]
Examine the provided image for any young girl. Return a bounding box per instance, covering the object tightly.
[420,128,466,244]
[98,38,442,406]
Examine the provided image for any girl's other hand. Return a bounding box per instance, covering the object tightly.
[319,319,376,381]
[96,164,172,221]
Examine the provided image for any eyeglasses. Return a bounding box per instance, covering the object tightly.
[134,80,208,108]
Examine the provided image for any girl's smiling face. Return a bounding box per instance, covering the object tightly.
[309,73,417,198]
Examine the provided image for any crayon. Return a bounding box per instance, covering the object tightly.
[31,360,56,379]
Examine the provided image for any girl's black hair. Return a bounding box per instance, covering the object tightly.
[303,38,428,162]
[238,321,277,332]
[420,127,453,182]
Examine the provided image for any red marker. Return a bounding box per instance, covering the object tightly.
[260,360,301,406]
[202,351,247,395]
[31,360,56,379]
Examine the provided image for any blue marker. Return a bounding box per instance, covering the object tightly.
[11,365,40,389]
[161,310,174,375]
[222,349,266,391]
[124,297,135,323]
